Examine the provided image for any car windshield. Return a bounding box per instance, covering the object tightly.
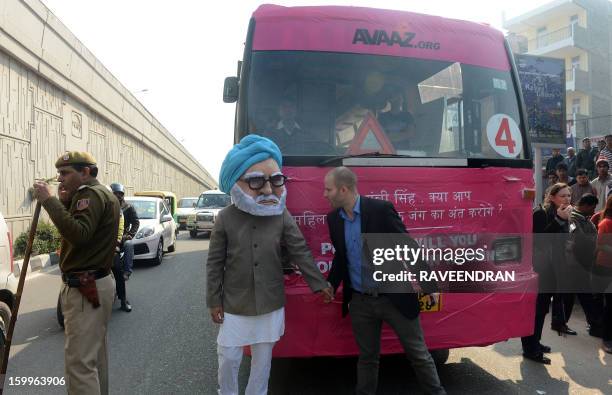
[245,51,525,159]
[130,200,157,219]
[196,194,231,209]
[178,198,197,208]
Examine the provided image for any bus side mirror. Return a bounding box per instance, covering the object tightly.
[223,77,239,103]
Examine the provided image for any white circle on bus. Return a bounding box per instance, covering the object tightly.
[486,114,523,158]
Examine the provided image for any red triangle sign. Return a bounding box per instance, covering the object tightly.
[347,112,395,155]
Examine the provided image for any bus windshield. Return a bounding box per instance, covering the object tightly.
[246,51,525,160]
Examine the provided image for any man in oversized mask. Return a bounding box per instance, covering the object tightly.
[207,135,333,395]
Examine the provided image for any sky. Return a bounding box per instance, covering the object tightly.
[41,0,552,182]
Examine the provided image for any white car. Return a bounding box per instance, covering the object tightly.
[0,212,18,351]
[125,197,177,265]
[176,197,198,230]
[187,190,231,238]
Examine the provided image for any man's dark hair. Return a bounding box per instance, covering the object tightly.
[575,168,588,177]
[72,164,98,178]
[555,162,568,171]
[582,137,590,142]
[577,193,598,207]
[605,134,612,139]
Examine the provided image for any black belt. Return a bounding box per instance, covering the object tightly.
[62,269,110,287]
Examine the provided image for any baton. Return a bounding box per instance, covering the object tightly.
[0,202,42,393]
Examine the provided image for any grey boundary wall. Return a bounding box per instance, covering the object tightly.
[0,0,217,236]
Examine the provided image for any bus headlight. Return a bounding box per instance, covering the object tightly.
[493,237,521,263]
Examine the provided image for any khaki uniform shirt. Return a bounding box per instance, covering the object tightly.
[42,179,120,273]
[206,205,328,316]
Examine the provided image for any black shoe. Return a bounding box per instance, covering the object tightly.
[120,301,132,312]
[539,343,551,353]
[588,325,604,338]
[523,352,551,364]
[551,324,577,336]
[603,341,612,354]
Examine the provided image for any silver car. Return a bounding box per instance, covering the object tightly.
[125,197,177,265]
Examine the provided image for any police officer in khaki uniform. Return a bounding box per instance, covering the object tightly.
[33,151,119,395]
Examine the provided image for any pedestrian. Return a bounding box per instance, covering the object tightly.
[563,147,577,178]
[522,183,572,364]
[32,151,119,394]
[590,159,612,212]
[323,166,445,395]
[110,183,139,281]
[546,148,564,174]
[556,162,575,186]
[570,169,596,205]
[593,195,612,353]
[111,207,130,308]
[110,183,137,312]
[598,134,612,165]
[576,137,598,179]
[597,139,606,153]
[206,134,333,395]
[566,194,605,338]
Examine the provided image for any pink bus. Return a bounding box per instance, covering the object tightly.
[223,5,537,363]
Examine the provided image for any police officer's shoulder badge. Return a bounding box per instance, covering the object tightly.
[76,198,90,211]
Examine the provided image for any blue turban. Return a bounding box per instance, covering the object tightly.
[219,134,283,193]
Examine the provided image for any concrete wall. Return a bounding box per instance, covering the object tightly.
[0,0,217,237]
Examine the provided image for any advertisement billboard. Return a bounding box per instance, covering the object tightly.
[515,54,565,146]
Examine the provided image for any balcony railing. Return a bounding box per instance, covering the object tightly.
[528,24,587,51]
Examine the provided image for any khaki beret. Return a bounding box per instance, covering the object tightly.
[55,151,97,168]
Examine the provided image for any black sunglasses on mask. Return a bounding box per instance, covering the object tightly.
[242,174,288,190]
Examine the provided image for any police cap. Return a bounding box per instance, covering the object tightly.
[55,151,97,168]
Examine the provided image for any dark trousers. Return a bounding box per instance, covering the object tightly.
[521,293,552,354]
[111,254,126,302]
[551,294,574,327]
[604,293,612,341]
[576,293,604,329]
[349,293,445,395]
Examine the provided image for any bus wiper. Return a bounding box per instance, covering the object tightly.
[318,151,411,166]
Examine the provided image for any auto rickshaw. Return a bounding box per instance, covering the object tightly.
[134,191,178,234]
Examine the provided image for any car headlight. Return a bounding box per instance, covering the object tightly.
[493,237,522,263]
[135,226,155,239]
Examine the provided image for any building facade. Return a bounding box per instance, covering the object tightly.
[505,0,612,142]
[0,0,216,236]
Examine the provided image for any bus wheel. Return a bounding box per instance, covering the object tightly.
[189,230,198,238]
[431,349,449,366]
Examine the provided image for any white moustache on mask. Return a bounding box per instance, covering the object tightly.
[231,184,287,216]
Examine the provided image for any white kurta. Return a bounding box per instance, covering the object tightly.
[217,307,285,347]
